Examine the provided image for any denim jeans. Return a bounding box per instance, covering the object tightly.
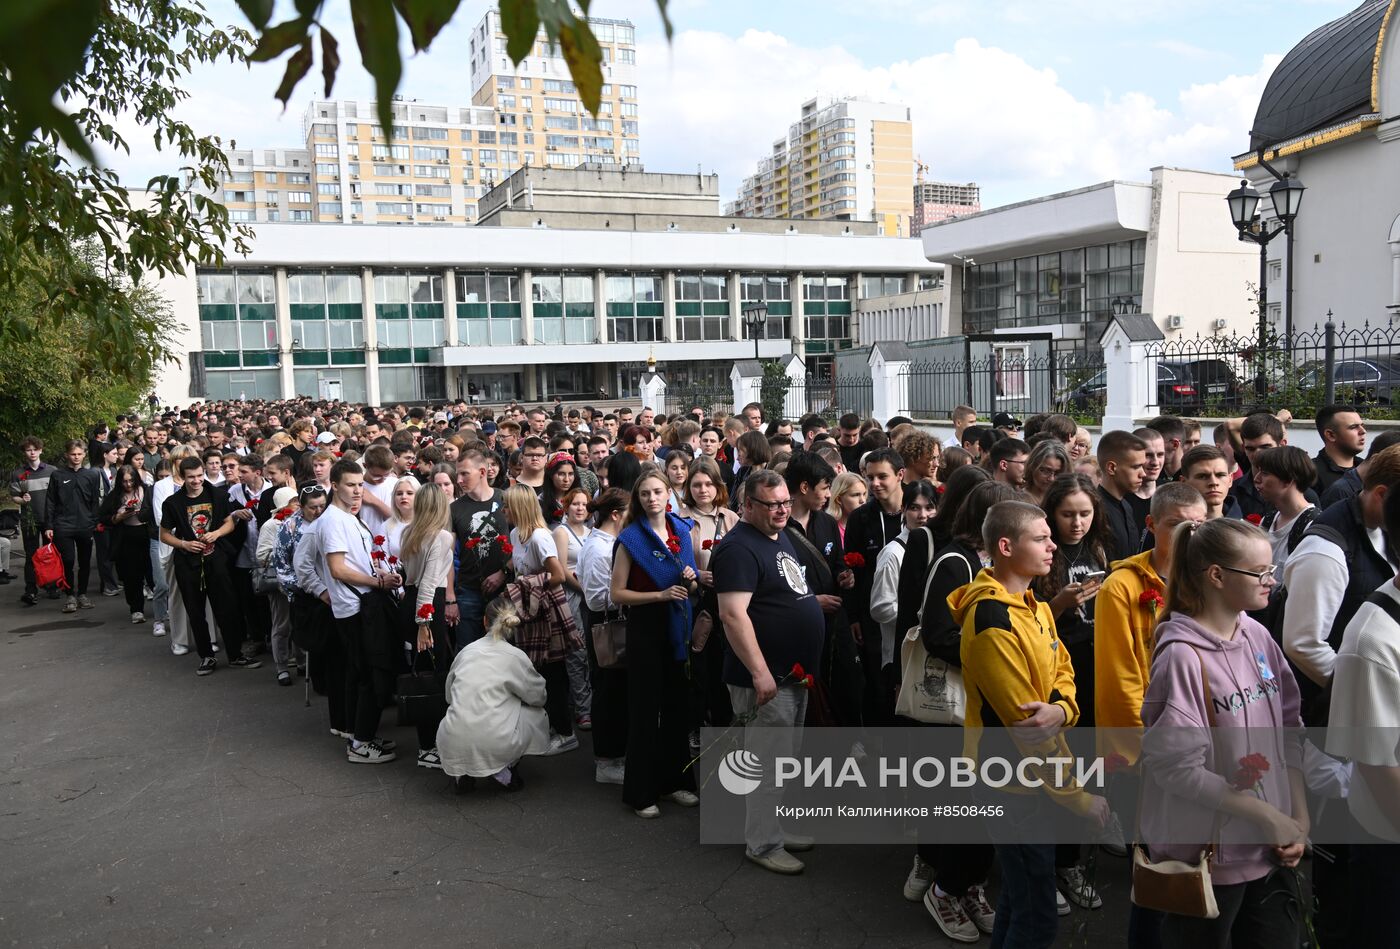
[147,539,169,623]
[727,683,808,858]
[975,789,1059,949]
[454,586,486,647]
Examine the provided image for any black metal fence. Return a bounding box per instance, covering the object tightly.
[779,375,874,420]
[665,385,733,418]
[902,335,1104,419]
[1142,318,1400,417]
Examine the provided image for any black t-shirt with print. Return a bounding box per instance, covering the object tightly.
[450,490,509,594]
[711,521,825,689]
[160,485,232,560]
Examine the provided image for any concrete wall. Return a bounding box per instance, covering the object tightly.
[477,209,880,235]
[1142,167,1260,340]
[857,287,947,343]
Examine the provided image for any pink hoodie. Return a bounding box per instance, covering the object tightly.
[1139,611,1304,885]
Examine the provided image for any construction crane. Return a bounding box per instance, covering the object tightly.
[915,156,929,184]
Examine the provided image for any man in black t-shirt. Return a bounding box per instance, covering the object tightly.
[451,449,510,645]
[714,469,824,876]
[159,457,257,676]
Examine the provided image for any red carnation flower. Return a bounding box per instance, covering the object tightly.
[666,537,681,554]
[1240,752,1270,773]
[554,507,564,519]
[416,603,434,621]
[1245,513,1263,526]
[95,523,105,533]
[791,662,806,679]
[18,472,26,481]
[245,497,258,509]
[1139,588,1165,615]
[373,535,386,546]
[802,674,815,690]
[701,539,714,551]
[387,555,399,567]
[274,507,293,521]
[666,502,672,512]
[370,550,386,562]
[499,539,513,555]
[464,537,481,550]
[843,552,865,568]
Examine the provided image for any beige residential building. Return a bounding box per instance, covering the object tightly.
[727,96,915,237]
[468,10,640,171]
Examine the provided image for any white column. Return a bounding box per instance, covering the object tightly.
[662,270,677,342]
[727,271,743,342]
[443,267,459,346]
[519,268,534,345]
[274,267,294,398]
[1101,324,1159,433]
[361,267,381,407]
[791,271,806,352]
[849,272,863,346]
[594,269,608,344]
[1390,239,1400,309]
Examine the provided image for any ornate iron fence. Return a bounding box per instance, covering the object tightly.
[1142,317,1400,417]
[770,375,873,421]
[902,336,1104,420]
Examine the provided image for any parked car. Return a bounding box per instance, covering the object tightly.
[1065,359,1245,414]
[1296,356,1400,405]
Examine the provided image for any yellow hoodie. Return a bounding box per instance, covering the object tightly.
[951,568,1094,816]
[1093,551,1163,764]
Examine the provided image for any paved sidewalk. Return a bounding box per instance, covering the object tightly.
[0,590,1132,948]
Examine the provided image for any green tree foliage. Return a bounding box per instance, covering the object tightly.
[0,236,176,459]
[0,0,253,374]
[759,360,791,425]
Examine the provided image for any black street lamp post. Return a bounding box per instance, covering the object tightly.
[743,303,768,361]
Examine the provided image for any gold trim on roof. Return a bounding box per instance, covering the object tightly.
[1234,114,1382,169]
[1373,0,1398,111]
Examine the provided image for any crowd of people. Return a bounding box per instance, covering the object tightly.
[5,395,1397,949]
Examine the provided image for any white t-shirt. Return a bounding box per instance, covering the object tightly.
[318,504,375,620]
[1265,506,1312,574]
[511,526,558,577]
[360,474,399,537]
[1326,579,1400,842]
[152,476,178,550]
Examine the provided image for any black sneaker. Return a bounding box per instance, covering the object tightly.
[227,656,263,670]
[20,592,37,606]
[196,657,217,676]
[46,588,61,599]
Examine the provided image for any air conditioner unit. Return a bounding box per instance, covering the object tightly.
[334,213,343,219]
[1167,314,1183,329]
[1212,318,1229,331]
[437,159,449,164]
[351,213,360,219]
[351,173,359,179]
[434,215,447,221]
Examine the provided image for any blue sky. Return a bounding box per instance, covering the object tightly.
[111,0,1356,209]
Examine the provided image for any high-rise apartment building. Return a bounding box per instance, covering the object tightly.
[726,97,915,236]
[912,180,980,233]
[209,10,640,226]
[468,10,640,170]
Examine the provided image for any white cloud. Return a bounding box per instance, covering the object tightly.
[639,30,1281,208]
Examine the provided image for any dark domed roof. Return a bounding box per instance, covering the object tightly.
[1249,0,1393,152]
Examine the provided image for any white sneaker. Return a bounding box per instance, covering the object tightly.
[961,885,996,934]
[1055,888,1071,916]
[131,611,145,624]
[634,805,660,819]
[1057,866,1102,909]
[416,748,443,770]
[171,643,190,656]
[347,739,397,764]
[1097,811,1128,857]
[924,886,979,943]
[62,597,77,613]
[540,733,580,756]
[152,621,167,637]
[903,854,935,902]
[595,759,625,785]
[664,789,699,807]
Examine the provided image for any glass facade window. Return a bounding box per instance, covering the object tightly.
[960,237,1143,344]
[860,275,907,298]
[197,271,278,368]
[802,274,853,353]
[531,272,594,344]
[456,271,521,346]
[374,273,442,361]
[605,273,662,342]
[740,274,792,340]
[675,273,729,341]
[287,271,365,369]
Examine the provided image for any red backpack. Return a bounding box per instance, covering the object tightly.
[31,542,68,591]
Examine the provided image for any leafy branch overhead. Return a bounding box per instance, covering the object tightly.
[237,0,672,148]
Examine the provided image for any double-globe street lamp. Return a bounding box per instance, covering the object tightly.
[1226,154,1305,397]
[743,302,768,361]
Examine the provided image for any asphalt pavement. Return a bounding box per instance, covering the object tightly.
[0,588,1134,948]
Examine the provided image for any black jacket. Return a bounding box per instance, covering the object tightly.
[1097,485,1140,562]
[44,465,101,534]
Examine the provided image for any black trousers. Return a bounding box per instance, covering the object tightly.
[21,522,42,595]
[539,660,572,737]
[1160,868,1301,949]
[623,603,695,809]
[230,564,271,647]
[584,607,628,760]
[53,529,93,596]
[95,525,118,591]
[336,612,392,743]
[296,593,347,733]
[914,722,995,894]
[112,525,148,614]
[402,585,450,751]
[171,551,245,659]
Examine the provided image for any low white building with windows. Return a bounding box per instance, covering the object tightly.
[153,221,939,406]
